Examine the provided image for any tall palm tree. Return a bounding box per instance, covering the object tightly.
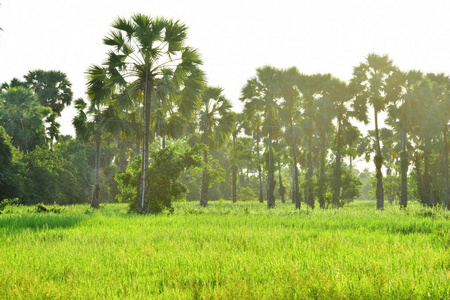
[298,73,329,209]
[385,70,423,208]
[350,53,396,210]
[241,66,282,208]
[194,87,234,207]
[98,14,205,213]
[279,67,303,208]
[325,77,360,207]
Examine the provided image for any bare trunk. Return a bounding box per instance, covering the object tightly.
[267,131,275,208]
[333,119,342,208]
[305,135,314,209]
[200,150,209,207]
[318,145,326,209]
[91,133,101,209]
[290,123,301,209]
[278,164,285,203]
[256,135,263,203]
[374,110,384,210]
[232,134,237,203]
[400,128,408,208]
[138,78,154,214]
[445,128,449,209]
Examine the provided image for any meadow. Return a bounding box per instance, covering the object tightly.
[0,200,449,299]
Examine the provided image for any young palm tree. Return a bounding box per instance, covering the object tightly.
[241,66,283,208]
[194,87,235,207]
[97,14,205,213]
[350,53,396,210]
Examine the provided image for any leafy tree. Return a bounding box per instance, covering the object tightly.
[116,142,203,213]
[98,14,205,213]
[0,126,22,200]
[351,53,396,210]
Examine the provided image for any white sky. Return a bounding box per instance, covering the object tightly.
[1,0,450,141]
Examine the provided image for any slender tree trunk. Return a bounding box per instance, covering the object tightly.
[374,110,384,210]
[290,123,301,209]
[200,150,209,207]
[138,78,154,214]
[232,134,237,203]
[400,128,408,208]
[414,154,425,205]
[278,164,285,203]
[162,136,166,149]
[256,135,263,203]
[333,120,342,208]
[91,132,101,209]
[444,128,449,209]
[423,148,434,207]
[318,145,326,209]
[267,131,275,208]
[305,135,314,209]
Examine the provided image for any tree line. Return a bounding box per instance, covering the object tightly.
[1,14,449,213]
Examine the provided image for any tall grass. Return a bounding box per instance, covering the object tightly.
[0,201,449,299]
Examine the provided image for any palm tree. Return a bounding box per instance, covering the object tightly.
[279,67,303,208]
[98,14,205,213]
[241,66,282,208]
[350,53,396,210]
[194,87,234,207]
[24,70,73,116]
[325,77,360,207]
[385,70,423,208]
[0,87,51,152]
[298,73,330,209]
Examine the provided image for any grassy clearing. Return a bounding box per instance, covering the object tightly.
[0,201,449,299]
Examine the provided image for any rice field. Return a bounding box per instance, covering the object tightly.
[0,200,449,299]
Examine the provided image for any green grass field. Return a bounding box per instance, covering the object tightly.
[0,200,449,299]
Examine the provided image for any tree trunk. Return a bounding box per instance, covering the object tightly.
[256,135,263,203]
[232,134,237,203]
[374,110,384,210]
[400,128,408,208]
[444,128,449,209]
[423,148,436,207]
[267,131,275,208]
[200,150,209,207]
[332,120,342,208]
[318,145,326,209]
[278,164,285,203]
[305,135,314,209]
[290,123,301,209]
[138,79,154,214]
[91,132,101,209]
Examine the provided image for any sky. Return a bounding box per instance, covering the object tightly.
[1,0,450,141]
